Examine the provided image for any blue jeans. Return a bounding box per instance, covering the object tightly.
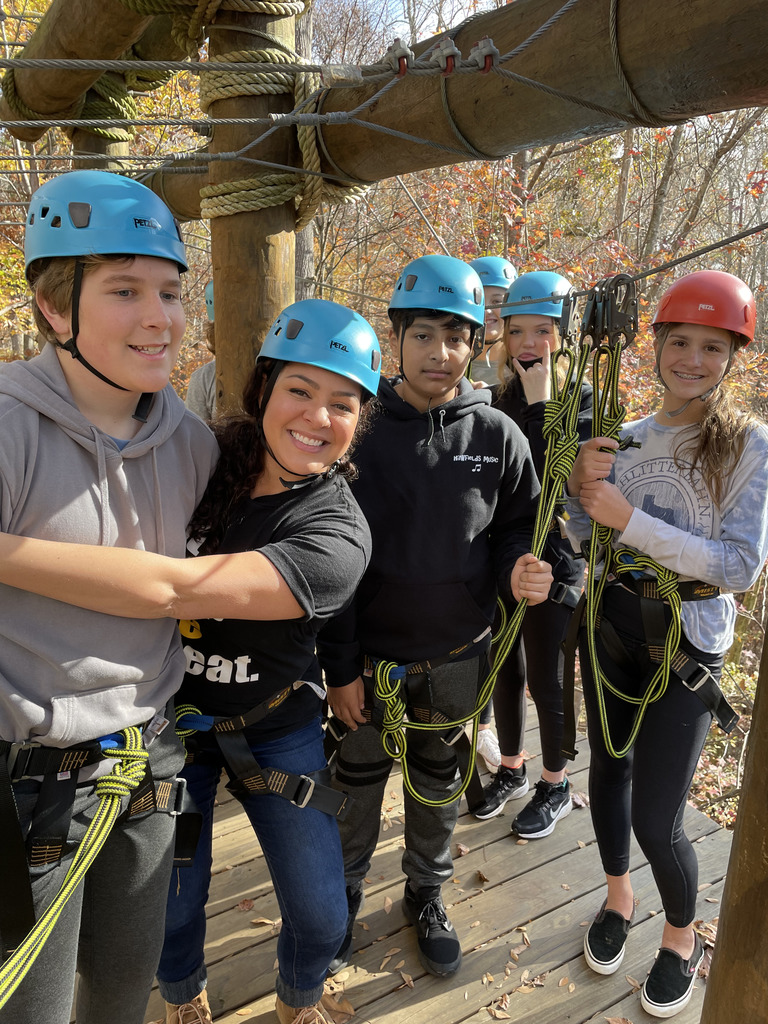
[156,718,347,1009]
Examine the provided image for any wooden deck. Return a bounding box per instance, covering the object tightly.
[144,712,730,1024]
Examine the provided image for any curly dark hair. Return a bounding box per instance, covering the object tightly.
[189,358,376,553]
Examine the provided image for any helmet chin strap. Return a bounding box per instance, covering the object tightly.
[57,260,154,423]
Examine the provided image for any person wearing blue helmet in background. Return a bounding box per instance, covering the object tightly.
[472,271,593,841]
[0,170,218,1024]
[468,258,519,772]
[185,280,218,422]
[317,254,552,980]
[0,297,381,1024]
[468,255,517,387]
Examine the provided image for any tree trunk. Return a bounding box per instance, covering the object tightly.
[700,613,768,1021]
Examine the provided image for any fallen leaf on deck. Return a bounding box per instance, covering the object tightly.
[577,840,586,848]
[379,956,392,971]
[568,983,575,993]
[457,842,471,856]
[237,898,255,911]
[383,896,393,914]
[321,989,355,1022]
[360,922,370,931]
[625,975,641,992]
[697,882,712,892]
[250,916,275,927]
[482,972,494,984]
[520,969,529,982]
[515,839,528,846]
[400,971,414,988]
[509,943,527,958]
[561,883,570,890]
[516,985,535,994]
[705,896,719,903]
[477,870,490,884]
[235,1010,252,1017]
[571,790,589,807]
[384,946,401,955]
[603,1018,633,1024]
[470,920,481,928]
[558,977,569,987]
[394,959,405,970]
[487,1007,511,1019]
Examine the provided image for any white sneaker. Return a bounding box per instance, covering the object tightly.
[475,728,501,770]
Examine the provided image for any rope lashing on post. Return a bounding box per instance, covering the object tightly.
[0,728,148,1009]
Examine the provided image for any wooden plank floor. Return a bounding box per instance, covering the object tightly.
[144,711,729,1024]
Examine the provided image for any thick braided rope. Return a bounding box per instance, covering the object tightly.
[80,74,140,141]
[0,728,148,1008]
[1,68,85,123]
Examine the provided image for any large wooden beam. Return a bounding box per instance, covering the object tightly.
[0,0,153,142]
[317,0,768,182]
[129,0,768,220]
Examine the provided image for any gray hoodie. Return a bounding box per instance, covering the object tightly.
[0,344,218,745]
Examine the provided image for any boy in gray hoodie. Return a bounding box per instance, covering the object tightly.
[0,171,217,1024]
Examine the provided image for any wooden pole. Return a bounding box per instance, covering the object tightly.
[700,629,768,1020]
[208,9,297,413]
[0,0,152,142]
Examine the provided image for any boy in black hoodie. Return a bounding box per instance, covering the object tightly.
[319,255,552,979]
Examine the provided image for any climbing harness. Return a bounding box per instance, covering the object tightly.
[175,687,350,820]
[0,724,195,1009]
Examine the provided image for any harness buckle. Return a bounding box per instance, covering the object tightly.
[683,665,713,693]
[441,725,465,747]
[7,742,40,782]
[325,717,347,742]
[171,776,188,816]
[291,774,316,809]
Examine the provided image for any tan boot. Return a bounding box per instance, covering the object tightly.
[275,994,331,1024]
[164,989,213,1024]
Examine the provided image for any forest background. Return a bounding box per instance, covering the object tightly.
[0,0,766,827]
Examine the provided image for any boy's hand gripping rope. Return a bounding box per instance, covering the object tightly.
[0,728,148,1008]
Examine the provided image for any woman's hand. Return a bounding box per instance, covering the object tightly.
[579,479,633,532]
[327,678,366,730]
[567,436,617,496]
[511,553,553,606]
[513,357,551,405]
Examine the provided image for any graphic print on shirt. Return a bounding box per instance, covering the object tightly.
[179,618,260,683]
[616,455,712,539]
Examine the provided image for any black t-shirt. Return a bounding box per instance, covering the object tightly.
[177,473,371,740]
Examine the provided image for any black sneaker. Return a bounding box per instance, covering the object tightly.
[327,885,364,975]
[641,934,704,1018]
[584,900,634,975]
[402,882,462,977]
[511,777,572,838]
[472,763,529,820]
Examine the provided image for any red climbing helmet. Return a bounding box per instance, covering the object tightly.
[652,270,756,345]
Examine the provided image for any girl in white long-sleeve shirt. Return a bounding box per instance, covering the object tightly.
[565,270,768,1019]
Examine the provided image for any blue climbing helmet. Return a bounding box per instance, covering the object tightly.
[205,281,215,321]
[469,256,517,291]
[24,169,187,278]
[259,299,381,398]
[500,271,572,319]
[389,254,485,327]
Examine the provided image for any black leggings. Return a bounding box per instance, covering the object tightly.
[490,598,574,773]
[579,585,723,927]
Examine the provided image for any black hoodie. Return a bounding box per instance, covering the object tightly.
[318,376,540,686]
